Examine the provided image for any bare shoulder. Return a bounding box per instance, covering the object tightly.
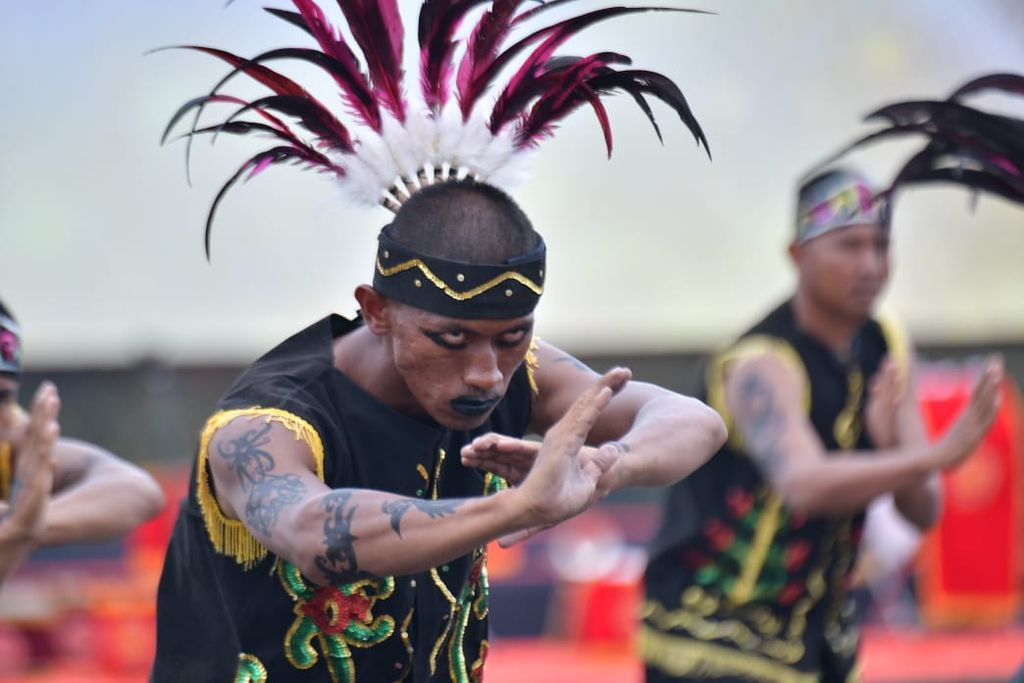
[529,340,600,431]
[206,412,320,484]
[533,340,596,380]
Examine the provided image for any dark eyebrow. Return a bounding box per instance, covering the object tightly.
[500,321,534,335]
[420,322,466,334]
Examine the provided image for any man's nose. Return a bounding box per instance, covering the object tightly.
[464,346,502,392]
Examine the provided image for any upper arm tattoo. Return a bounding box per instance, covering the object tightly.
[315,490,362,583]
[554,355,592,373]
[381,498,464,538]
[216,422,307,538]
[734,371,786,477]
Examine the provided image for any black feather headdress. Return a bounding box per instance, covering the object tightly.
[810,72,1024,226]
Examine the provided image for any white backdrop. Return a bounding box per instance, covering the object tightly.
[1,0,1022,366]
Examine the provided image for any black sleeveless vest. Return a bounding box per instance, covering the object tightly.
[153,315,531,682]
[642,301,894,682]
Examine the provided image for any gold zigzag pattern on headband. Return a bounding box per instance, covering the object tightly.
[376,257,544,301]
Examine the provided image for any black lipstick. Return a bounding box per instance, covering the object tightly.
[450,396,499,417]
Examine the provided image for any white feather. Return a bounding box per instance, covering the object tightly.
[332,129,398,206]
[486,145,535,190]
[455,110,497,174]
[437,102,469,165]
[404,106,438,172]
[381,115,422,179]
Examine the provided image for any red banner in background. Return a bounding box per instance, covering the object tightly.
[916,363,1023,627]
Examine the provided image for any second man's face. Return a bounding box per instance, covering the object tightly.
[799,222,891,320]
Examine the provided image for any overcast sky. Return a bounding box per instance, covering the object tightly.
[2,0,1022,366]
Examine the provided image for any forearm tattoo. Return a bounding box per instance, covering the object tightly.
[217,422,307,538]
[315,490,361,582]
[381,498,464,538]
[554,355,592,373]
[736,373,785,476]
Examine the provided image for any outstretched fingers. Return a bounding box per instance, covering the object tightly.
[7,382,60,531]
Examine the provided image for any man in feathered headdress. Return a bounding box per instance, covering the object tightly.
[0,300,165,586]
[152,2,727,680]
[641,73,1023,682]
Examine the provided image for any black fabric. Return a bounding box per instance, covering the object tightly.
[153,314,533,682]
[643,300,890,682]
[374,227,545,319]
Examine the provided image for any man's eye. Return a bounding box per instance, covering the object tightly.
[425,330,467,349]
[497,331,527,348]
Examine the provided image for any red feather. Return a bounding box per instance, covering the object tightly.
[288,0,382,130]
[204,146,344,259]
[489,52,626,137]
[335,0,407,121]
[478,7,705,132]
[222,94,356,152]
[513,55,628,154]
[418,0,489,111]
[456,0,525,118]
[587,69,710,157]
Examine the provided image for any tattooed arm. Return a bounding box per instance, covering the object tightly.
[207,370,627,586]
[463,340,725,492]
[1,399,164,546]
[34,439,165,545]
[723,352,1001,517]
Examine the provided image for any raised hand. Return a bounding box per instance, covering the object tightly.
[865,356,903,449]
[0,382,60,582]
[513,367,630,529]
[934,356,1003,469]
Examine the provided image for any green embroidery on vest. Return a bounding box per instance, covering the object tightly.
[279,562,396,683]
[234,653,267,683]
[447,549,488,683]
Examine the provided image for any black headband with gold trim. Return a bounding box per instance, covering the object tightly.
[373,226,545,320]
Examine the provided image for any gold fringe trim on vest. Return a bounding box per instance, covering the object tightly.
[196,407,325,569]
[0,441,11,501]
[525,336,540,397]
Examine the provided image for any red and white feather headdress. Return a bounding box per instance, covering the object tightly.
[163,0,712,256]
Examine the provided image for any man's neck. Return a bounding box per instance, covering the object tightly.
[790,290,865,359]
[333,328,424,417]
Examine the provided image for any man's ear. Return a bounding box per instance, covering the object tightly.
[787,241,802,268]
[354,285,392,335]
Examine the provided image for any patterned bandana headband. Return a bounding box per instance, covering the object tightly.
[806,72,1024,228]
[164,0,712,319]
[795,170,881,244]
[0,312,22,378]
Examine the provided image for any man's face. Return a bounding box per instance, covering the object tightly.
[386,305,534,430]
[795,222,891,320]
